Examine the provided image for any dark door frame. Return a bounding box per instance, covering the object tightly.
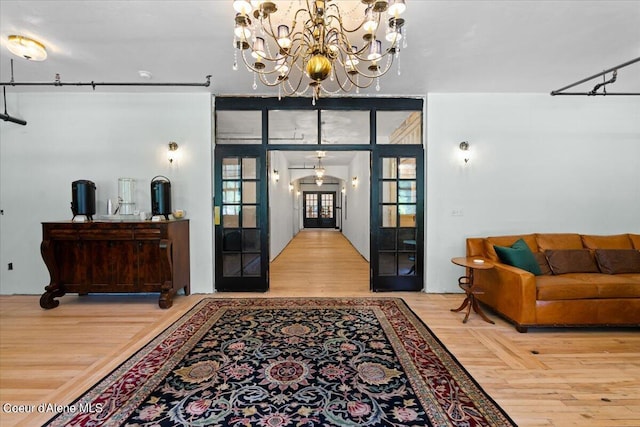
[370,145,425,291]
[214,96,425,293]
[214,145,269,292]
[303,191,337,229]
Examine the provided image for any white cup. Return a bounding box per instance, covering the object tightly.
[139,211,148,221]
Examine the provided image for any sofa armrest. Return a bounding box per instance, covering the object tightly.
[474,262,538,325]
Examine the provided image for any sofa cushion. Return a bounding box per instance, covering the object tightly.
[629,234,640,250]
[494,239,542,275]
[595,249,640,274]
[582,234,633,250]
[533,252,552,275]
[485,234,538,262]
[595,275,640,298]
[536,275,598,300]
[536,273,640,300]
[545,249,600,274]
[617,273,640,282]
[536,233,583,251]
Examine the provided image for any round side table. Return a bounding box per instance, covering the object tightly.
[450,257,495,324]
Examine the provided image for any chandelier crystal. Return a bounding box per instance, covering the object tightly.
[232,0,407,101]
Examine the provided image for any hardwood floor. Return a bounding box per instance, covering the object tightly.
[1,229,639,426]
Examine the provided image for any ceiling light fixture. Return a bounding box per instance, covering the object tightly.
[7,35,47,61]
[232,0,407,103]
[314,155,325,178]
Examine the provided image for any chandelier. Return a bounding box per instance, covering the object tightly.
[314,152,325,185]
[232,0,407,101]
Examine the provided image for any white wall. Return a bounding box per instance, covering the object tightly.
[426,93,640,292]
[342,152,371,261]
[269,151,294,261]
[0,92,213,295]
[3,93,638,297]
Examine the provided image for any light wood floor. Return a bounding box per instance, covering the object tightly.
[1,229,639,426]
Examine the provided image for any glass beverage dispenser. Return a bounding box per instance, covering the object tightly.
[118,178,136,215]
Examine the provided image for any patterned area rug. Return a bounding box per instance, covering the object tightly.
[45,298,516,426]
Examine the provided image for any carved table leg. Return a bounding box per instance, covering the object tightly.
[40,239,66,309]
[158,239,175,309]
[40,287,66,309]
[451,275,472,320]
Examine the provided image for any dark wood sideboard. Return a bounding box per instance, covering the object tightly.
[40,220,190,309]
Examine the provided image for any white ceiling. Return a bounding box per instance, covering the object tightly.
[1,1,638,170]
[1,0,639,95]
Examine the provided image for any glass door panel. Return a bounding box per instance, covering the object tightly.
[303,191,336,228]
[321,194,334,219]
[371,146,423,291]
[215,146,268,291]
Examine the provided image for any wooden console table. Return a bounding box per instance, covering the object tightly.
[450,257,495,324]
[40,220,190,309]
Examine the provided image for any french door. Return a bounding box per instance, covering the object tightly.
[214,146,268,291]
[371,145,424,291]
[303,191,336,228]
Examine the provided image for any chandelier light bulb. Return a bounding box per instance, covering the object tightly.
[234,24,251,40]
[233,0,252,15]
[363,8,379,33]
[345,45,360,68]
[368,40,382,61]
[385,26,402,43]
[252,37,266,59]
[388,0,407,17]
[277,25,291,49]
[275,54,289,74]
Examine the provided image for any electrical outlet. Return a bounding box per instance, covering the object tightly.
[8,262,13,270]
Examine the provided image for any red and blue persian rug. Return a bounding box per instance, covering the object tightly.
[45,298,516,426]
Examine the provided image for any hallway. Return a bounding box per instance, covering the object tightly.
[270,229,369,294]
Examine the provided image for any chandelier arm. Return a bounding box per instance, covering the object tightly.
[328,46,389,86]
[262,6,306,48]
[328,70,356,93]
[332,30,372,60]
[261,14,281,41]
[347,58,396,81]
[324,2,369,34]
[284,69,307,96]
[340,68,376,90]
[239,49,298,77]
[341,54,395,79]
[257,73,290,88]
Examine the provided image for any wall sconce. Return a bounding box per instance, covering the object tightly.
[288,183,294,192]
[352,176,358,187]
[167,141,179,164]
[341,186,346,194]
[459,141,471,164]
[273,169,280,182]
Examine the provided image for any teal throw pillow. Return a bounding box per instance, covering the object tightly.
[493,238,542,275]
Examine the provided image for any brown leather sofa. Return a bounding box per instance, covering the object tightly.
[466,233,640,332]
